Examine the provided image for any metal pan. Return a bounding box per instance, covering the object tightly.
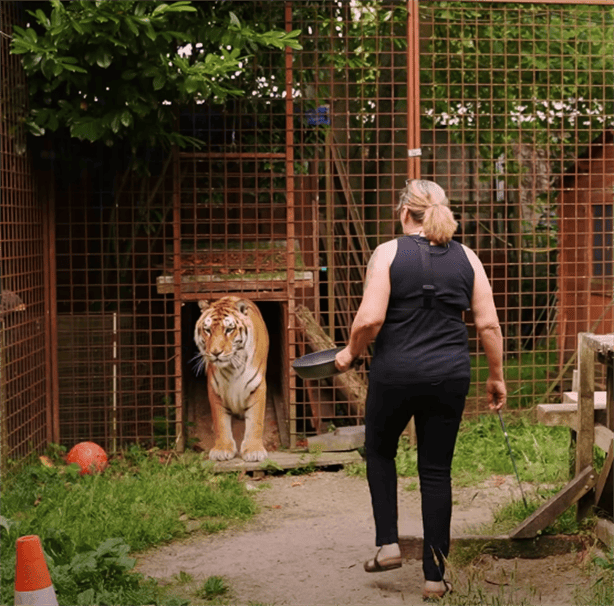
[292,347,349,380]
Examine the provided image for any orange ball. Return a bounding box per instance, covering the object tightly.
[66,441,108,475]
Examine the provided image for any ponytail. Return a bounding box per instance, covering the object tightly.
[422,204,458,245]
[397,180,458,245]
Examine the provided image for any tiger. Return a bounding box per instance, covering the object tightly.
[194,296,269,462]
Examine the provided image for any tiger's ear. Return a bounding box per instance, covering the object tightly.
[235,299,250,315]
[197,300,210,311]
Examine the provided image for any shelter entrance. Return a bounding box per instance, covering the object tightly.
[181,300,288,453]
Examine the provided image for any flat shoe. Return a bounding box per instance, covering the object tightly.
[363,549,402,573]
[422,579,452,601]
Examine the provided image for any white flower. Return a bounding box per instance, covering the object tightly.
[177,44,193,58]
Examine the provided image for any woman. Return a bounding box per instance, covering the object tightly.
[335,179,506,600]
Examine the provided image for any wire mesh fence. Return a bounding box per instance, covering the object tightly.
[1,0,612,458]
[1,1,50,466]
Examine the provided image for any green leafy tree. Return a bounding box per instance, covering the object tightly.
[421,2,614,162]
[10,0,301,155]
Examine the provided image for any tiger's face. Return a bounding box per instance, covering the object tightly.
[194,298,249,371]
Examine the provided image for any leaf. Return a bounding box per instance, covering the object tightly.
[76,588,96,605]
[27,121,46,137]
[228,11,241,28]
[70,119,106,142]
[0,515,15,533]
[35,8,51,29]
[152,3,170,15]
[25,27,39,44]
[124,15,139,36]
[59,62,88,74]
[184,75,200,95]
[96,52,112,69]
[120,110,132,128]
[47,112,59,132]
[41,57,56,80]
[153,72,166,91]
[110,113,122,134]
[160,1,197,13]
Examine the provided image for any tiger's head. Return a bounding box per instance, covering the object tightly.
[193,297,253,371]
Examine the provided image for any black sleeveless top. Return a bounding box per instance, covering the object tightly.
[369,235,474,384]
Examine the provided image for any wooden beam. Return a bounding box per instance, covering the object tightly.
[294,305,367,415]
[330,141,370,260]
[212,449,362,474]
[595,424,614,454]
[537,402,613,452]
[595,441,614,505]
[537,401,606,428]
[595,519,614,550]
[270,388,290,450]
[577,334,596,474]
[509,466,597,539]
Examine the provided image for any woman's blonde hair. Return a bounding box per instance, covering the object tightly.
[396,179,458,245]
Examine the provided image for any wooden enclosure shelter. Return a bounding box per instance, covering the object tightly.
[1,1,613,465]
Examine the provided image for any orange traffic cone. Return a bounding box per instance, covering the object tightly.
[14,535,58,606]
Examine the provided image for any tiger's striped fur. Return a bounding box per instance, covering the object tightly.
[194,296,269,462]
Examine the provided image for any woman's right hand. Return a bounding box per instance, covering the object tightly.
[487,377,506,411]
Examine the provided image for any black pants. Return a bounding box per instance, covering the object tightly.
[365,379,468,581]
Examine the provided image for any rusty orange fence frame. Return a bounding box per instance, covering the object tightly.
[1,0,612,463]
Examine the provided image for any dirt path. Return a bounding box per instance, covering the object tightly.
[135,470,595,606]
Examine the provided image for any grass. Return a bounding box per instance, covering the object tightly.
[574,548,614,606]
[486,487,596,536]
[469,345,558,410]
[346,412,572,487]
[440,546,614,606]
[0,446,256,606]
[1,415,609,606]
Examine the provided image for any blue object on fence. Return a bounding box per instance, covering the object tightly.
[305,106,330,127]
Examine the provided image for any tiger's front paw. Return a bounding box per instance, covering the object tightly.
[240,441,268,462]
[208,441,238,461]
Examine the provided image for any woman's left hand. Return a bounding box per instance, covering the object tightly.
[335,346,356,373]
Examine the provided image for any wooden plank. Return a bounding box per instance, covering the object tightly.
[330,141,371,259]
[307,425,365,452]
[602,356,614,516]
[581,333,614,355]
[577,334,597,519]
[595,424,614,454]
[562,391,607,405]
[537,401,606,429]
[509,466,597,539]
[398,534,588,561]
[595,441,614,505]
[156,272,313,294]
[294,305,367,415]
[605,361,614,430]
[211,449,362,474]
[271,388,290,450]
[595,519,614,550]
[577,334,596,476]
[537,403,613,452]
[325,132,335,340]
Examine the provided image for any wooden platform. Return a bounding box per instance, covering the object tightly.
[212,449,362,475]
[537,394,613,453]
[519,333,613,549]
